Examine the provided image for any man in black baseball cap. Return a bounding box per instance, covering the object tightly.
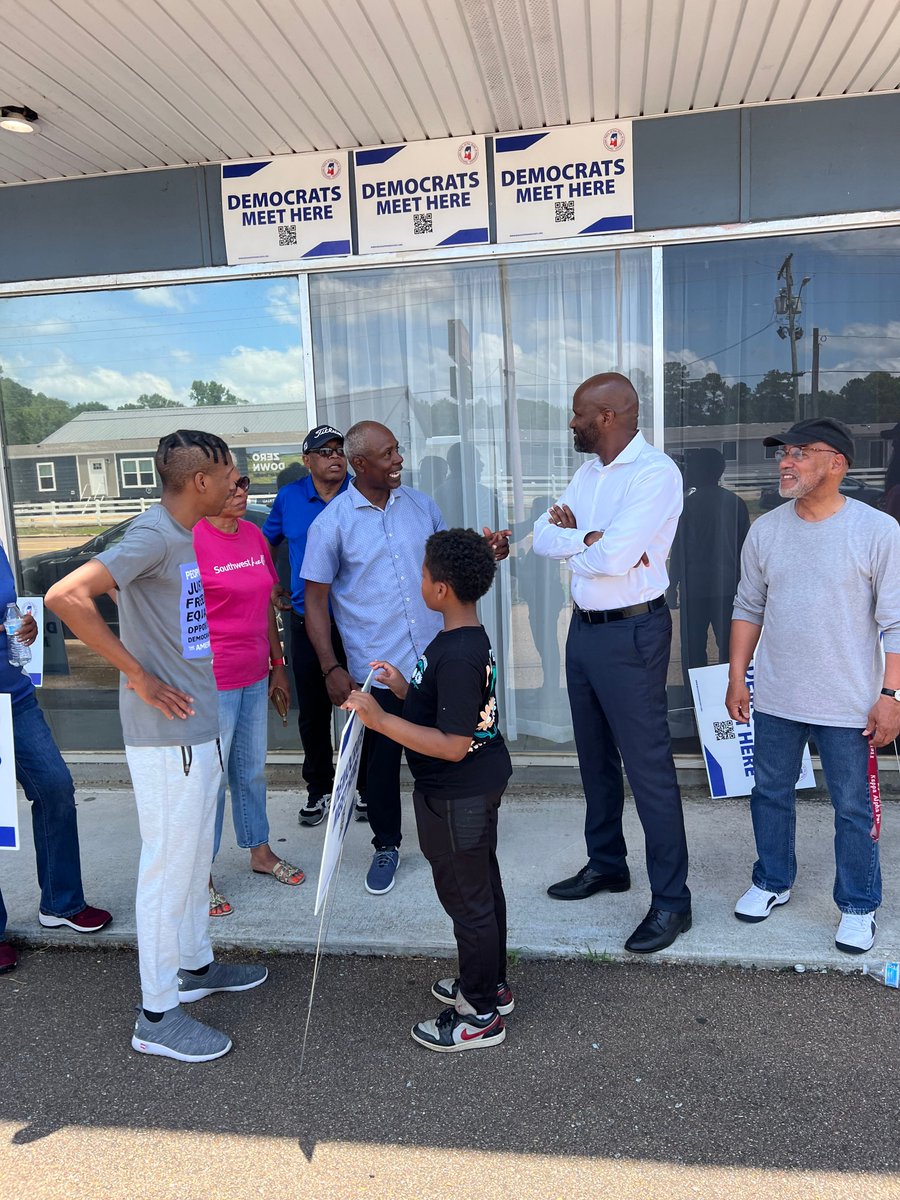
[264,424,362,827]
[727,412,900,955]
[762,416,855,464]
[302,425,344,455]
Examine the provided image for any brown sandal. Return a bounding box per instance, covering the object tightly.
[252,858,305,885]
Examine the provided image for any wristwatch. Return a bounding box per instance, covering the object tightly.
[881,688,900,702]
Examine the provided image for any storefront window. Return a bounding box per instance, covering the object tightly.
[310,248,653,752]
[663,227,900,745]
[0,276,305,749]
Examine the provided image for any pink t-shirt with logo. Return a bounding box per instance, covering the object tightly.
[193,517,278,691]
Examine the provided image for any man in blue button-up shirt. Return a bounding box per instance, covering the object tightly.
[263,426,352,827]
[303,420,509,897]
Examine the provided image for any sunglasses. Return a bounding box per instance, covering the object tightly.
[234,475,251,491]
[308,446,346,459]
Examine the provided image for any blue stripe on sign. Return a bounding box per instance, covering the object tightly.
[302,240,351,258]
[436,227,489,247]
[0,826,16,847]
[578,214,635,235]
[355,146,405,167]
[222,162,270,179]
[703,747,727,798]
[494,133,549,154]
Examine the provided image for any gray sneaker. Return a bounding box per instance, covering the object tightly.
[131,1005,232,1062]
[178,961,269,1003]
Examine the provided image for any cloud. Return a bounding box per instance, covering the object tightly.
[265,283,301,326]
[134,287,190,312]
[170,348,193,363]
[24,358,176,407]
[213,344,306,407]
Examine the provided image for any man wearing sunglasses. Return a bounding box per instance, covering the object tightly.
[263,426,354,828]
[727,417,900,954]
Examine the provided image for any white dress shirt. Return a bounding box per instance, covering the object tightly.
[532,431,683,611]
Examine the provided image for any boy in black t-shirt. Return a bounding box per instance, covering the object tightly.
[343,529,513,1052]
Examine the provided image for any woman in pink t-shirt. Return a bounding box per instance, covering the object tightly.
[194,476,304,915]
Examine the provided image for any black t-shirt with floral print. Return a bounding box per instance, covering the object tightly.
[402,625,512,800]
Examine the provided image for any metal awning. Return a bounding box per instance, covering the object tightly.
[1,0,898,187]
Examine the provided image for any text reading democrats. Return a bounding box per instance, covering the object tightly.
[500,159,625,203]
[361,171,480,215]
[228,186,342,227]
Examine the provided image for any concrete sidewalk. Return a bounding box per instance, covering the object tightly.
[3,779,898,969]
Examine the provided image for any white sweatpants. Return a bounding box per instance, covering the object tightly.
[125,740,222,1011]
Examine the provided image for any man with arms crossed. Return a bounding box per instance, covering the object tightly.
[727,417,900,952]
[263,425,356,827]
[533,373,691,954]
[47,431,268,1061]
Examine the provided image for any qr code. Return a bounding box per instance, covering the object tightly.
[413,212,433,236]
[713,719,736,741]
[278,224,298,247]
[555,201,575,223]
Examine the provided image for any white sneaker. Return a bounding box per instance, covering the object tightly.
[734,884,791,923]
[835,911,876,954]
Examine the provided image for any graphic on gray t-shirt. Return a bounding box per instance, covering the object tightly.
[97,505,219,747]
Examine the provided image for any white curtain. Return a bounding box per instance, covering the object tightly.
[309,248,653,747]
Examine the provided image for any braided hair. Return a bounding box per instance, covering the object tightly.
[155,429,231,492]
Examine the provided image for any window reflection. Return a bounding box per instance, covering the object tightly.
[0,277,304,750]
[664,227,900,741]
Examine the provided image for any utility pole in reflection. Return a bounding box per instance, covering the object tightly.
[775,254,810,422]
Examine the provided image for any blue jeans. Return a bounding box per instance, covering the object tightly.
[212,676,270,860]
[0,693,86,937]
[750,710,881,914]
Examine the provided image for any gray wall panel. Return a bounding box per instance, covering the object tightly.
[634,110,742,230]
[748,95,900,220]
[0,95,898,286]
[0,168,211,284]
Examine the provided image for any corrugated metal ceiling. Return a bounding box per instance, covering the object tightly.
[1,0,898,186]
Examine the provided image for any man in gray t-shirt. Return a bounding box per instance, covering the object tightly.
[47,431,268,1063]
[725,418,900,956]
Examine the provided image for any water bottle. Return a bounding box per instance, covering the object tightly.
[862,962,900,988]
[4,602,32,669]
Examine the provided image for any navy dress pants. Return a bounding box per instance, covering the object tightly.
[566,604,690,912]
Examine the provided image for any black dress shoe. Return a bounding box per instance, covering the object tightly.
[547,865,631,901]
[624,907,692,953]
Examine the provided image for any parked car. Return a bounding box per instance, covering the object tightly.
[758,476,884,512]
[20,502,272,636]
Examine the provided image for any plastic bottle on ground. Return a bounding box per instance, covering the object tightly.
[862,962,900,988]
[4,602,32,669]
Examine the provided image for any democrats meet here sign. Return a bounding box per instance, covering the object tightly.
[493,122,634,244]
[354,137,489,254]
[221,152,352,265]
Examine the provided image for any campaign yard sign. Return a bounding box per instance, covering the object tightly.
[354,137,489,254]
[690,661,815,799]
[221,152,351,264]
[493,121,634,244]
[0,694,18,850]
[314,670,375,915]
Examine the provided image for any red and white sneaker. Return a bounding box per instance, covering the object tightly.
[411,1007,506,1053]
[39,905,112,933]
[431,976,515,1015]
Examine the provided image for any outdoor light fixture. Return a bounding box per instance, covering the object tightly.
[0,106,39,133]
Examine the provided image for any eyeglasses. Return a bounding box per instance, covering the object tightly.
[308,446,346,459]
[234,475,251,491]
[773,446,840,463]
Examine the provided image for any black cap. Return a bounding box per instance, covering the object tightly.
[302,425,344,454]
[762,417,855,465]
[880,422,900,441]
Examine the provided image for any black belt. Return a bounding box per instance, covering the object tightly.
[574,594,666,624]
